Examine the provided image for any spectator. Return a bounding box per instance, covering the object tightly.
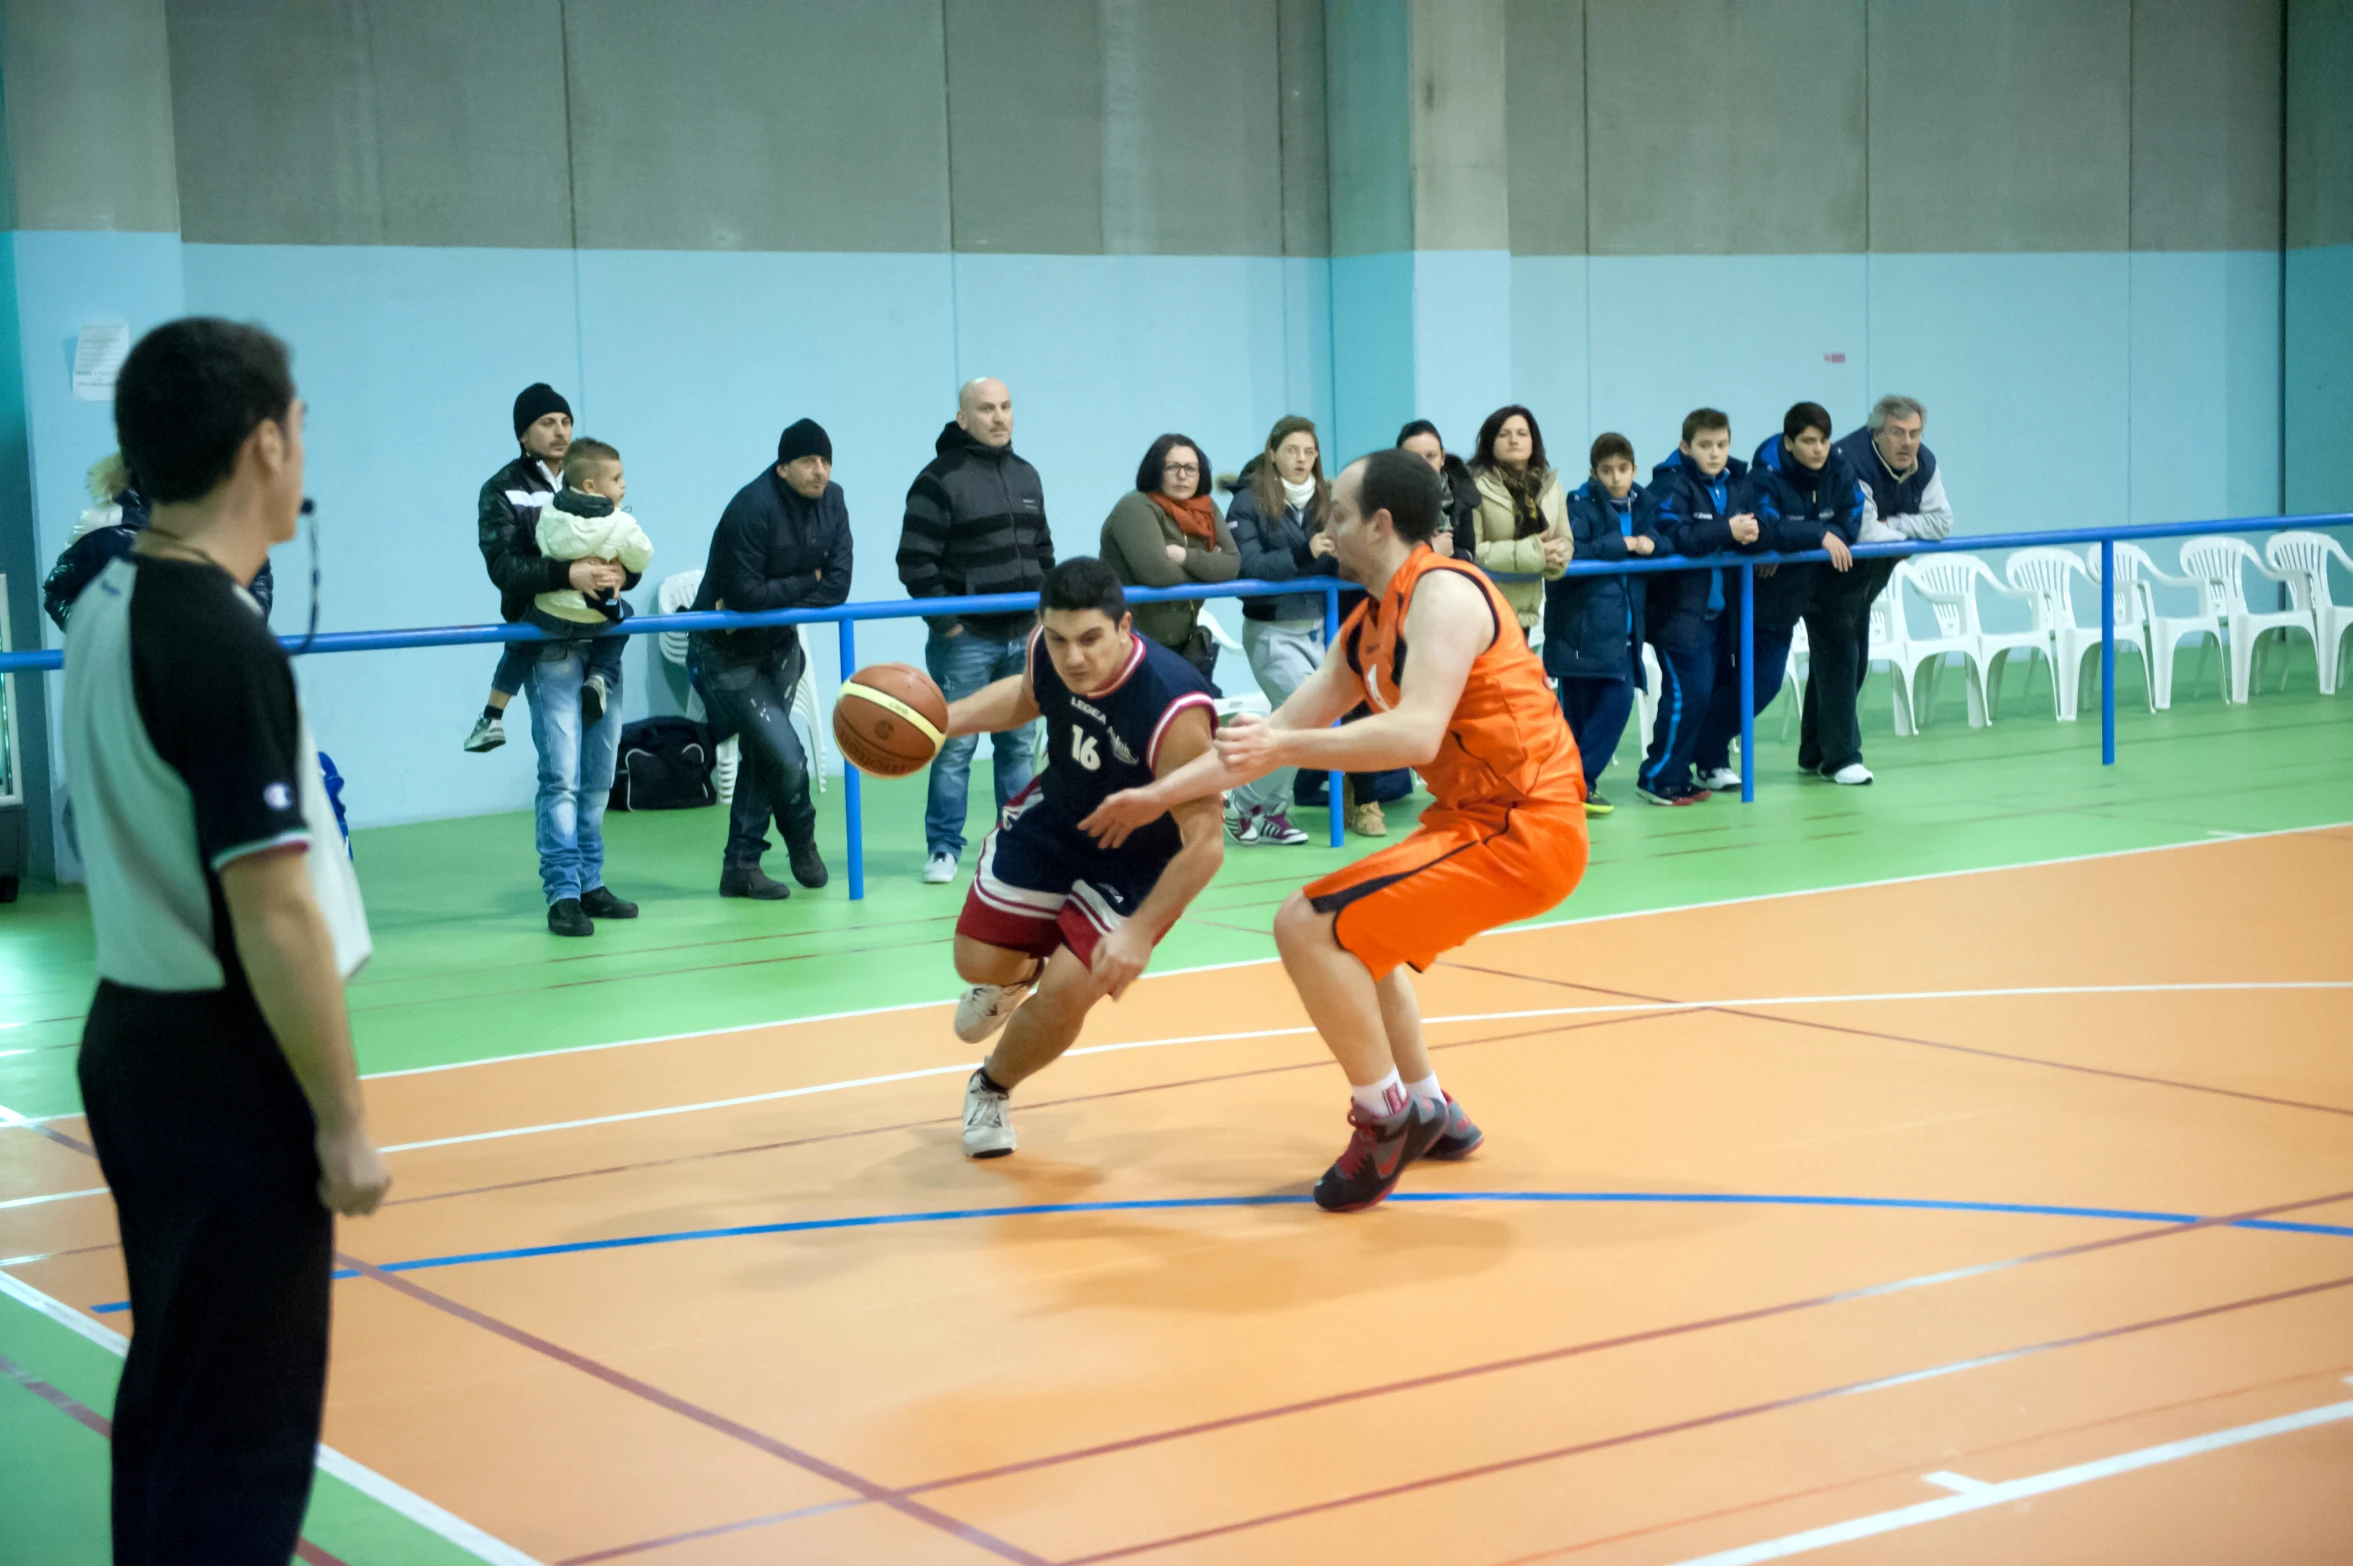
[528,438,651,728]
[1099,432,1240,688]
[690,418,852,900]
[1637,408,1763,806]
[896,377,1054,885]
[476,390,641,936]
[1396,419,1479,559]
[1544,433,1658,816]
[44,451,274,628]
[1468,405,1572,631]
[465,384,573,753]
[1690,401,1862,791]
[1220,415,1333,846]
[1813,395,1949,780]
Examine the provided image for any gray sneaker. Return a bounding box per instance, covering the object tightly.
[962,1070,1016,1158]
[463,714,506,753]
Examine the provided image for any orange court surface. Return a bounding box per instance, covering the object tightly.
[5,827,2352,1564]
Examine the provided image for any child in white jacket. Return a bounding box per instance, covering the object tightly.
[528,438,654,724]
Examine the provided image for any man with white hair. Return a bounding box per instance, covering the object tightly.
[1808,395,1952,781]
[897,378,1056,883]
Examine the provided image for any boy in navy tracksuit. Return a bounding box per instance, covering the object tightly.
[1543,433,1658,815]
[1638,409,1764,805]
[1691,401,1865,789]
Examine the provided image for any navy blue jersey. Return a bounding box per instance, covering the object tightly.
[1025,629,1216,858]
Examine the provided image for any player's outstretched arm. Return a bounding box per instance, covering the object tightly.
[1242,570,1488,773]
[1087,710,1225,1000]
[1076,641,1362,847]
[944,672,1040,738]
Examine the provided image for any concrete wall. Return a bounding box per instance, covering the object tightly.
[0,0,2338,859]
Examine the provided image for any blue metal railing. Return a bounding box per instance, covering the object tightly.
[6,513,2344,898]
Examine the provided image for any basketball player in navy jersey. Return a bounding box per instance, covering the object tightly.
[942,556,1224,1157]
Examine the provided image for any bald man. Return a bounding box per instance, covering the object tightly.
[897,378,1057,883]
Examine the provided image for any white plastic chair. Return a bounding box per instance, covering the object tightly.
[2179,535,2317,703]
[2264,531,2353,695]
[1636,643,1663,746]
[2102,543,2218,710]
[1863,589,1918,736]
[2004,547,2151,722]
[1780,618,1808,740]
[1903,554,2050,721]
[1886,559,1988,728]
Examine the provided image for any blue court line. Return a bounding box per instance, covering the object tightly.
[83,1191,2353,1313]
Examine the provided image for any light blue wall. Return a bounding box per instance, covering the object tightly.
[153,244,1331,828]
[2285,245,2353,516]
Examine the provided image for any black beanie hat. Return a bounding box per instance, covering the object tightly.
[513,382,571,440]
[776,418,833,466]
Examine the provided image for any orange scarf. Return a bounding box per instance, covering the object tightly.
[1149,491,1220,546]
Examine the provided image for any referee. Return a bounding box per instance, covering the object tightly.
[64,318,390,1562]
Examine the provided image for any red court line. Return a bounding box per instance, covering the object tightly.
[885,1187,2353,1502]
[330,1249,1049,1565]
[552,1497,866,1564]
[1050,1271,2353,1564]
[1477,1358,2353,1565]
[1440,961,2353,1120]
[0,1349,348,1566]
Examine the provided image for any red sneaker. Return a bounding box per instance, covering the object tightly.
[1313,1098,1447,1212]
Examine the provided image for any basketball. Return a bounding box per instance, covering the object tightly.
[834,663,950,778]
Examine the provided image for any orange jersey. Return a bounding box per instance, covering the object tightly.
[1338,549,1584,813]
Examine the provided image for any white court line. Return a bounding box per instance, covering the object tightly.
[348,820,2353,1085]
[0,1186,106,1211]
[1667,1393,2353,1565]
[1920,1470,1989,1493]
[0,1268,544,1566]
[375,980,2353,1155]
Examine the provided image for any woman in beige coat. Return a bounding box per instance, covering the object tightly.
[1468,403,1572,630]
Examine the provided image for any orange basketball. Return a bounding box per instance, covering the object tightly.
[833,663,950,778]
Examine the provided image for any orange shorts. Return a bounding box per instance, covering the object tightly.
[1303,801,1589,980]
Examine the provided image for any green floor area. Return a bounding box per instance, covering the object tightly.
[0,653,2347,1564]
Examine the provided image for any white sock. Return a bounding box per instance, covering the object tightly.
[1350,1069,1407,1119]
[1403,1073,1444,1109]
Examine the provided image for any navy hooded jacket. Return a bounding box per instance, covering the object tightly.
[1543,478,1657,683]
[1748,434,1867,627]
[1645,450,1766,651]
[1834,427,1939,521]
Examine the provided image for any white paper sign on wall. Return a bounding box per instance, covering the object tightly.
[73,321,132,402]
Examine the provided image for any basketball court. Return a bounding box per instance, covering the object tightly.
[7,806,2350,1564]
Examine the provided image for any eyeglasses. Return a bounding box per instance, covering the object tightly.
[1163,461,1200,476]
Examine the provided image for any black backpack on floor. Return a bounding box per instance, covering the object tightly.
[609,717,716,811]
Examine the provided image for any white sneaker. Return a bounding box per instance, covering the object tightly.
[1256,807,1311,846]
[1228,806,1265,846]
[953,975,1034,1043]
[962,1070,1016,1158]
[923,852,957,884]
[1826,762,1875,786]
[1696,767,1742,792]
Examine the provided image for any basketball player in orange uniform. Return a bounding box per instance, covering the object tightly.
[1081,449,1589,1209]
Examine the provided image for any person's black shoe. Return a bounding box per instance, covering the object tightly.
[548,898,593,937]
[1422,1093,1485,1160]
[580,886,638,919]
[1313,1098,1447,1212]
[787,839,829,889]
[720,865,792,900]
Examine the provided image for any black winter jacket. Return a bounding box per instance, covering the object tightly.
[1543,479,1656,683]
[477,454,641,623]
[1225,478,1337,622]
[690,468,854,669]
[45,488,275,629]
[1749,435,1868,628]
[896,422,1053,640]
[1645,452,1767,651]
[1437,454,1480,561]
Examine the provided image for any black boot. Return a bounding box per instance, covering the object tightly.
[720,865,792,900]
[547,898,593,937]
[580,886,638,919]
[787,838,829,889]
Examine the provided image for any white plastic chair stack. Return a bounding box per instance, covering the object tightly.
[649,567,833,803]
[2004,547,2150,722]
[2264,530,2353,695]
[1903,554,2050,721]
[2178,536,2318,703]
[1864,591,1918,736]
[2102,543,2218,710]
[1886,559,1988,728]
[1781,618,1809,740]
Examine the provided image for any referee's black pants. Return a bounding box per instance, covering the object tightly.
[80,981,333,1566]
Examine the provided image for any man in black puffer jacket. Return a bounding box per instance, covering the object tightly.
[895,377,1055,884]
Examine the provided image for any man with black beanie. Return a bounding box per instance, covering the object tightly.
[465,381,574,754]
[689,418,854,898]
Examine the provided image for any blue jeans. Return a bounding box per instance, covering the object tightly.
[924,628,1034,859]
[526,638,624,903]
[494,607,624,697]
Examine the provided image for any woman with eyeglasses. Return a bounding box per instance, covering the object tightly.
[1098,432,1240,689]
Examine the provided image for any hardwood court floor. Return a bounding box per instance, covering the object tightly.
[6,827,2351,1563]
